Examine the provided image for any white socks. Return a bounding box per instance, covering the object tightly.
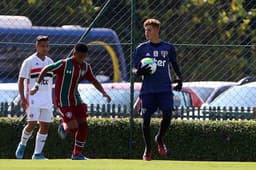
[20,129,32,146]
[20,128,48,154]
[34,133,48,154]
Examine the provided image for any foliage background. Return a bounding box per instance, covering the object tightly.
[0,0,256,81]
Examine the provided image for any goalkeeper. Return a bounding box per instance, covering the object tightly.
[133,18,182,161]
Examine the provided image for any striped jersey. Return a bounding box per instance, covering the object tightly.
[19,53,53,108]
[47,57,96,107]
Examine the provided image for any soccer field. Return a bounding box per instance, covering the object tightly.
[0,159,256,170]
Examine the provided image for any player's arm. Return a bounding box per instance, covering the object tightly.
[84,65,111,103]
[91,80,111,103]
[171,61,183,91]
[18,77,27,110]
[169,45,183,91]
[132,46,151,76]
[18,60,30,110]
[171,61,182,80]
[30,60,63,95]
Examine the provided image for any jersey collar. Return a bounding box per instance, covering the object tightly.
[35,53,47,62]
[149,41,162,47]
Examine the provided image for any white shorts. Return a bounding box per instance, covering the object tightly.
[26,107,53,123]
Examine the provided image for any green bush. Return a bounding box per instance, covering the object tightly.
[0,117,256,161]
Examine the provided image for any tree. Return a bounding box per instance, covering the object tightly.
[133,0,256,81]
[0,0,96,26]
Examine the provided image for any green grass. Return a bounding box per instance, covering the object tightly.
[1,159,256,170]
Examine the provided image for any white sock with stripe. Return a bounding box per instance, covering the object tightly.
[20,128,32,146]
[34,133,48,154]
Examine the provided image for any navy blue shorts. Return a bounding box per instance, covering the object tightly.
[140,92,173,118]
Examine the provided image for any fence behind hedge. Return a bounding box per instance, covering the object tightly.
[1,102,256,121]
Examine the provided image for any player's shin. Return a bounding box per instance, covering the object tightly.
[155,111,171,156]
[156,111,172,144]
[15,127,33,159]
[142,116,151,154]
[73,121,88,155]
[34,133,48,154]
[20,128,33,146]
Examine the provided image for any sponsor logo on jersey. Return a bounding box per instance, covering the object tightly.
[153,50,159,57]
[41,79,48,85]
[161,51,168,58]
[153,58,167,67]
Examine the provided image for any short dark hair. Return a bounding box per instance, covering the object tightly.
[36,35,49,42]
[74,43,88,53]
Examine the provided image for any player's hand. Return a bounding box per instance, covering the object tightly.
[136,64,152,76]
[20,97,28,111]
[30,87,38,95]
[173,79,183,91]
[103,93,111,103]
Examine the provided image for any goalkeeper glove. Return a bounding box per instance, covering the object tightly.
[173,79,183,91]
[136,63,152,76]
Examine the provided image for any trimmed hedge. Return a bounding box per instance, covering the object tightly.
[0,118,256,160]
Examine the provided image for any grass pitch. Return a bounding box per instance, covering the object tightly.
[0,159,256,170]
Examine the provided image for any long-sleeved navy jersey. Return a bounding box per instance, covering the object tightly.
[133,41,177,95]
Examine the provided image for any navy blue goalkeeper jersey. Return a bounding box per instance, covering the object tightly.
[133,41,177,95]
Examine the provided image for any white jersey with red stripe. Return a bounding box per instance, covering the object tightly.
[19,53,54,108]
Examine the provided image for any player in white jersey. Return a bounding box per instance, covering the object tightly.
[15,35,54,160]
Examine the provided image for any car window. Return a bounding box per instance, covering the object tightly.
[207,86,232,103]
[182,91,192,106]
[190,87,214,101]
[209,86,256,107]
[173,91,192,107]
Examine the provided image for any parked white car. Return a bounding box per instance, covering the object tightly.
[203,82,256,108]
[0,83,18,103]
[183,81,238,103]
[200,82,256,120]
